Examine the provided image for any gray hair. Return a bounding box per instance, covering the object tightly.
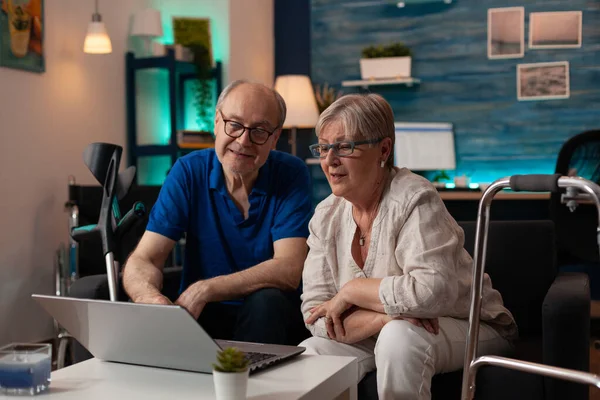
[215,79,287,128]
[315,93,395,169]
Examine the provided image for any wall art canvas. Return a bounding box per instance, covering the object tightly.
[172,17,213,66]
[529,11,582,49]
[488,7,524,59]
[0,0,44,73]
[517,61,570,101]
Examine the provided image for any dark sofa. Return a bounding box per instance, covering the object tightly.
[67,220,590,400]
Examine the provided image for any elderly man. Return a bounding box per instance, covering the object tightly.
[123,80,312,345]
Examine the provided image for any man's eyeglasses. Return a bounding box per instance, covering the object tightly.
[219,110,278,145]
[309,138,383,158]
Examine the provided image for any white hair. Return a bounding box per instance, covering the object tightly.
[215,80,287,128]
[315,93,395,169]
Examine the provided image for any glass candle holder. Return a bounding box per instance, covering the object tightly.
[0,343,52,395]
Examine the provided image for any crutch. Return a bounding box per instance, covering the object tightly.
[70,143,146,302]
[461,174,600,400]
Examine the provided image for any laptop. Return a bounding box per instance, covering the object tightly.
[32,294,305,374]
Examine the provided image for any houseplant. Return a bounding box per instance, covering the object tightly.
[360,42,413,80]
[212,347,250,400]
[314,83,343,113]
[189,44,214,131]
[431,170,451,188]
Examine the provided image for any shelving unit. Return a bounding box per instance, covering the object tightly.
[125,48,222,182]
[341,77,421,88]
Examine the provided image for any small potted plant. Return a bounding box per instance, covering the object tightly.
[360,42,413,80]
[212,347,250,400]
[431,170,451,189]
[314,83,343,114]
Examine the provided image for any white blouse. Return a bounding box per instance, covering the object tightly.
[301,167,517,339]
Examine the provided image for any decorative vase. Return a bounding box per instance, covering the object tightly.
[359,56,412,80]
[213,369,249,400]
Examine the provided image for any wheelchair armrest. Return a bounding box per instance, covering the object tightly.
[67,266,183,302]
[542,272,590,400]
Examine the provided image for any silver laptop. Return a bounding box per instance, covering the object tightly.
[32,294,305,374]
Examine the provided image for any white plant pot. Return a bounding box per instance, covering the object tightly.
[360,56,412,80]
[213,369,249,400]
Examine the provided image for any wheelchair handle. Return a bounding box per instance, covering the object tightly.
[71,224,97,242]
[115,201,146,238]
[509,174,561,192]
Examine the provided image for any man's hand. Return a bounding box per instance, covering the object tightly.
[305,292,353,339]
[134,292,172,306]
[175,280,211,319]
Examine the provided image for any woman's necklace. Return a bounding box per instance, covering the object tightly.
[359,234,367,247]
[356,197,382,246]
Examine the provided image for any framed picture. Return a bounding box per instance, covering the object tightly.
[488,7,524,59]
[517,61,570,101]
[172,17,213,66]
[0,0,44,73]
[529,11,582,49]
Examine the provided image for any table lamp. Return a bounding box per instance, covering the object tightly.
[274,75,320,156]
[131,8,163,56]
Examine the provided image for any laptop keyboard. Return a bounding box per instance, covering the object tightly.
[245,352,277,365]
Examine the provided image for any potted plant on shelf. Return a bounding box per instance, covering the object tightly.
[212,347,250,400]
[190,44,214,132]
[314,83,343,113]
[360,42,413,81]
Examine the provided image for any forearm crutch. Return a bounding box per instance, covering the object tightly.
[461,174,600,400]
[70,143,146,302]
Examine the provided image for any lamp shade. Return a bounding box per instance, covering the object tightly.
[274,75,319,128]
[84,21,112,54]
[131,8,163,37]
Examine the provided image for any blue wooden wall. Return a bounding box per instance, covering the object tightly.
[310,0,600,183]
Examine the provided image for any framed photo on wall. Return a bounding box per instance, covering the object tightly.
[517,61,570,101]
[0,0,44,73]
[529,11,582,49]
[172,17,213,66]
[488,7,524,59]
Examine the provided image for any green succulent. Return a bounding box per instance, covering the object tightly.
[361,43,412,59]
[213,347,249,373]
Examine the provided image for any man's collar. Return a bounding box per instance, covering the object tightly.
[252,157,270,196]
[209,153,226,194]
[209,151,270,196]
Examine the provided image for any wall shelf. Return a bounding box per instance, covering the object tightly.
[341,77,421,88]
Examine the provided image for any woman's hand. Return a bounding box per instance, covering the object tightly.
[398,317,440,335]
[305,293,353,339]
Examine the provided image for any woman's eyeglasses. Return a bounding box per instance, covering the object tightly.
[309,138,383,158]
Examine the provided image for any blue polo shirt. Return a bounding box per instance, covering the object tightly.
[146,149,312,295]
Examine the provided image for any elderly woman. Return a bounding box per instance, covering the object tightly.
[300,93,517,400]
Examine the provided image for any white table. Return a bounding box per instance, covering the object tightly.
[1,355,357,400]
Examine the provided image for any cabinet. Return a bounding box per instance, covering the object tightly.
[125,48,222,183]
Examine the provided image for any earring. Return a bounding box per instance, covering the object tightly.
[380,160,386,168]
